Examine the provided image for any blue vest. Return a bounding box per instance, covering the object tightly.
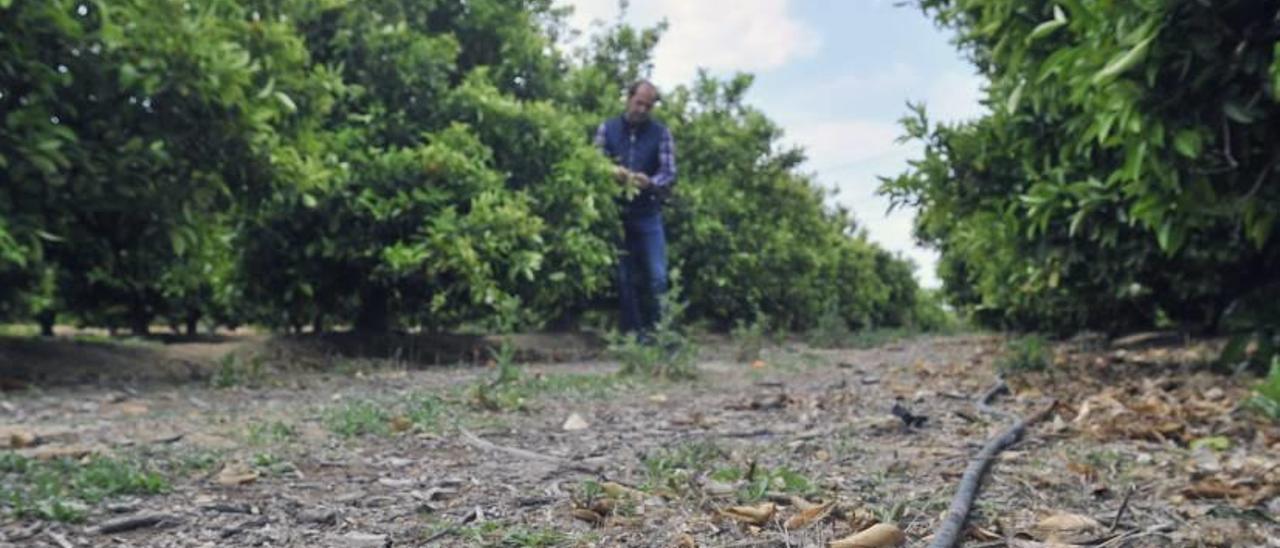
[600,116,667,216]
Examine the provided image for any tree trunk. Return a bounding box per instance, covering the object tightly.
[355,285,390,333]
[312,313,325,334]
[130,306,151,337]
[185,312,200,337]
[36,311,55,337]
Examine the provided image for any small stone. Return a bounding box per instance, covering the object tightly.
[333,532,389,548]
[297,508,337,525]
[377,478,414,488]
[562,413,589,431]
[107,501,140,514]
[361,496,396,508]
[333,491,366,504]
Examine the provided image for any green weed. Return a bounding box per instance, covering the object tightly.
[0,454,168,522]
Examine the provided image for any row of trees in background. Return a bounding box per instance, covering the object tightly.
[1,0,937,337]
[885,0,1279,335]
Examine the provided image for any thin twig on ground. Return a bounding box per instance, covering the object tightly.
[457,426,603,475]
[1111,484,1136,532]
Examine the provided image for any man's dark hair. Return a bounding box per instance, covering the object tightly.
[627,80,660,102]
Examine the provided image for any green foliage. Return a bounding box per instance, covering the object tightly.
[211,353,268,389]
[640,442,723,494]
[805,301,856,349]
[245,420,297,446]
[1,0,930,336]
[731,313,770,362]
[712,465,816,502]
[472,367,624,413]
[404,393,453,433]
[1247,357,1280,421]
[997,335,1052,374]
[886,0,1280,334]
[0,454,168,522]
[845,328,923,350]
[324,400,392,437]
[608,272,698,379]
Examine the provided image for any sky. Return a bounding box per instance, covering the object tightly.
[556,0,989,287]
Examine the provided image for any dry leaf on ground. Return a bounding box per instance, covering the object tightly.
[1028,512,1103,544]
[570,508,604,525]
[842,506,879,533]
[216,462,259,486]
[21,444,97,460]
[785,500,835,530]
[830,523,906,547]
[719,502,776,525]
[389,416,412,432]
[3,428,38,448]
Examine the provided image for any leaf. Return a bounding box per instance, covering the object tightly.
[1092,35,1155,85]
[1189,436,1231,451]
[719,502,776,525]
[1272,43,1280,101]
[115,401,149,416]
[785,500,835,530]
[1030,512,1103,543]
[1007,80,1026,114]
[301,193,318,209]
[1181,479,1250,500]
[274,91,297,113]
[1026,18,1067,44]
[1068,209,1089,237]
[171,231,187,256]
[389,416,412,433]
[35,230,66,242]
[829,523,907,547]
[3,428,38,449]
[601,482,645,500]
[571,508,604,524]
[845,506,879,533]
[216,462,259,486]
[1223,101,1257,124]
[1173,130,1202,159]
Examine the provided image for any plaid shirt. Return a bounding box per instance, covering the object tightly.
[593,120,677,189]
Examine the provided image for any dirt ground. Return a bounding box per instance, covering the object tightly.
[0,332,1276,547]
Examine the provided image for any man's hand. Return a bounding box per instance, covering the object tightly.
[612,165,631,184]
[612,166,652,189]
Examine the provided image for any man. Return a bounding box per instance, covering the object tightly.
[593,80,677,338]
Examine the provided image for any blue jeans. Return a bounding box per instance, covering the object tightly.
[618,210,668,335]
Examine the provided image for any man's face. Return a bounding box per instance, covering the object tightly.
[625,84,657,124]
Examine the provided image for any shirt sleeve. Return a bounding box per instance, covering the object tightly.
[651,126,677,187]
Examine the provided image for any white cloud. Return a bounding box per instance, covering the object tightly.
[926,69,988,122]
[807,62,920,104]
[645,1,821,85]
[557,0,820,87]
[780,119,941,287]
[784,119,904,173]
[559,0,619,37]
